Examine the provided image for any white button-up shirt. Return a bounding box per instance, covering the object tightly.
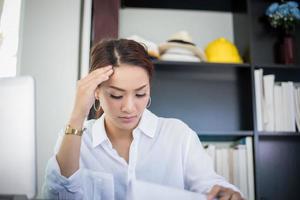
[43,109,240,200]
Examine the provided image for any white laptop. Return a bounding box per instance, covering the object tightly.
[0,76,37,199]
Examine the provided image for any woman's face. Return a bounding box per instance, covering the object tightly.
[96,64,150,131]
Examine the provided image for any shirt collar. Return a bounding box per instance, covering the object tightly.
[91,109,159,148]
[135,109,158,138]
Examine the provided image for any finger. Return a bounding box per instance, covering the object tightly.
[91,65,113,77]
[76,69,113,95]
[219,188,233,200]
[81,68,114,89]
[230,192,243,200]
[81,71,112,93]
[83,65,113,83]
[92,69,114,87]
[91,65,113,75]
[207,185,221,200]
[220,194,231,200]
[79,65,112,86]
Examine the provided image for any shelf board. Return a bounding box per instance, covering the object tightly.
[258,131,300,137]
[254,63,300,69]
[198,131,253,141]
[199,130,253,136]
[152,60,251,69]
[121,0,246,12]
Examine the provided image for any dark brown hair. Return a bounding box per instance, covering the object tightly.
[88,38,154,119]
[89,39,154,78]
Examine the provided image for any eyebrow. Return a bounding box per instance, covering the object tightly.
[109,84,147,92]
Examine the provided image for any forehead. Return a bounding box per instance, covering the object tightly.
[102,64,149,90]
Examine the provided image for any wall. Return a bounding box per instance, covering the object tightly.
[0,0,3,18]
[18,0,81,197]
[119,8,234,49]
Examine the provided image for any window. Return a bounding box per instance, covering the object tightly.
[0,0,22,77]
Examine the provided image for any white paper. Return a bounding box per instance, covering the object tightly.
[130,179,209,200]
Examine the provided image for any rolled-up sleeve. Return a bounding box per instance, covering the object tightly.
[42,127,115,200]
[42,156,84,199]
[184,131,243,196]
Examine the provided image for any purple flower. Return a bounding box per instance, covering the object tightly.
[266,3,279,16]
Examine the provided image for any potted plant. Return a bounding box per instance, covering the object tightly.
[265,1,300,64]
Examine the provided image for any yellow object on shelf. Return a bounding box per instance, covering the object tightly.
[205,37,243,63]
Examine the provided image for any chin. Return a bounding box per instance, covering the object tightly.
[120,124,138,131]
[116,116,140,130]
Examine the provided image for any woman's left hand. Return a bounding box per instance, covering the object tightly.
[207,185,244,200]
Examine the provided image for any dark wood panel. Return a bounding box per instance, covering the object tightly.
[257,66,300,82]
[257,137,300,200]
[233,12,251,62]
[92,0,119,44]
[149,66,253,132]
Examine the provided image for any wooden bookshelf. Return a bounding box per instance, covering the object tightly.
[93,0,300,199]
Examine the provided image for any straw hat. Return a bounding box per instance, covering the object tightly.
[127,35,160,58]
[159,31,207,61]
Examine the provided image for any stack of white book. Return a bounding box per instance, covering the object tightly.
[204,137,255,200]
[254,69,300,132]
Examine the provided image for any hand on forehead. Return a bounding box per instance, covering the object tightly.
[101,64,150,91]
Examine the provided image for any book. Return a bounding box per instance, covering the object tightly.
[263,74,275,131]
[274,84,282,131]
[295,86,300,131]
[254,69,264,131]
[204,138,255,200]
[245,137,255,200]
[221,148,230,182]
[216,148,223,177]
[236,145,248,199]
[287,82,296,131]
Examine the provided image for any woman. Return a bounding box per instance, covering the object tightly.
[43,39,244,200]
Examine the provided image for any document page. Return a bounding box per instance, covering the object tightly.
[130,179,208,200]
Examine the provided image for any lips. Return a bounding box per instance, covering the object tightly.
[119,115,137,123]
[120,116,136,119]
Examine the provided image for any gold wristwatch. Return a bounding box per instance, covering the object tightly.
[64,124,85,136]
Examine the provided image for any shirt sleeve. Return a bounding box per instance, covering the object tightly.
[42,127,115,200]
[183,130,243,197]
[42,128,84,199]
[42,155,84,199]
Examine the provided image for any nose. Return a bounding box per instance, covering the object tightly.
[121,96,135,113]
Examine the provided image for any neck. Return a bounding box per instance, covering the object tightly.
[104,117,133,142]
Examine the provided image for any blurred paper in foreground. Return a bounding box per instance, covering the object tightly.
[130,180,207,200]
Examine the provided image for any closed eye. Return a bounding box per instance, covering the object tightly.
[136,94,146,98]
[110,94,146,99]
[110,95,122,99]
